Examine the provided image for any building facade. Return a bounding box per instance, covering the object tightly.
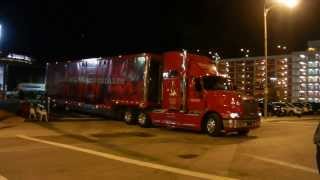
[219,55,291,102]
[220,41,320,103]
[291,51,320,102]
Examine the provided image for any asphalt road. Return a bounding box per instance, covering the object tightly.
[0,113,319,180]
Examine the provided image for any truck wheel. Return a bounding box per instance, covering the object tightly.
[204,114,223,137]
[238,129,250,136]
[124,110,135,125]
[138,112,151,128]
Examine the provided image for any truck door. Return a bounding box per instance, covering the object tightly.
[162,70,181,111]
[187,78,205,114]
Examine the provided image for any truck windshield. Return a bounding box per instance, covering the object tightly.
[202,76,232,91]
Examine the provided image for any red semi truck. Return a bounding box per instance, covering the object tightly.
[46,51,260,136]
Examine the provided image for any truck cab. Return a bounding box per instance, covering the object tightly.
[149,51,260,136]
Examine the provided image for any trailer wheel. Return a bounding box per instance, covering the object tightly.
[204,113,223,137]
[138,112,151,128]
[124,110,135,125]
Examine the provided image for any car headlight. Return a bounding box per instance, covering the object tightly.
[230,113,240,119]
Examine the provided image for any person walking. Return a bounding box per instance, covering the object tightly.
[314,122,320,173]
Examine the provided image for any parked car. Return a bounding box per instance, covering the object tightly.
[6,90,19,99]
[17,83,45,100]
[310,102,320,114]
[283,103,303,117]
[258,101,286,117]
[269,102,286,117]
[293,102,313,114]
[257,101,276,116]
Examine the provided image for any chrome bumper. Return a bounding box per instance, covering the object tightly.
[223,119,260,130]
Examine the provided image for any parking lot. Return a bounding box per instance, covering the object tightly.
[0,110,319,180]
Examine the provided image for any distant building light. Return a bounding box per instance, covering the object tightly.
[308,47,316,52]
[299,54,306,59]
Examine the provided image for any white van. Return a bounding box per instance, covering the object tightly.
[17,83,45,92]
[6,83,45,99]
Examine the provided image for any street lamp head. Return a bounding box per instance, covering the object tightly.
[276,0,300,8]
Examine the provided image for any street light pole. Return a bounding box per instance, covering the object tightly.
[264,4,269,118]
[263,0,299,118]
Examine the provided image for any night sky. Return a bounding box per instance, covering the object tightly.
[0,0,320,61]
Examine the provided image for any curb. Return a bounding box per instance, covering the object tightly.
[262,116,320,122]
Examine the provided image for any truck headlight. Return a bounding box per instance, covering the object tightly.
[230,113,240,119]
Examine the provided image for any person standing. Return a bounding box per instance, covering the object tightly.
[314,122,320,173]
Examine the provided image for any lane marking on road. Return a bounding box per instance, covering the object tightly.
[241,153,318,174]
[17,135,236,180]
[263,121,317,127]
[262,118,320,124]
[0,174,8,180]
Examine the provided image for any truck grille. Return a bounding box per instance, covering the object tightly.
[242,100,258,119]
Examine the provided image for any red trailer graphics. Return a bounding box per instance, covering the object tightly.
[47,51,260,136]
[48,54,161,109]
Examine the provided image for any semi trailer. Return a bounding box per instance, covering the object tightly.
[46,51,260,136]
